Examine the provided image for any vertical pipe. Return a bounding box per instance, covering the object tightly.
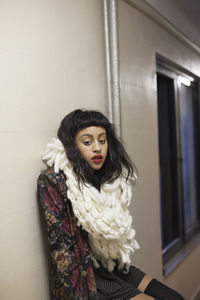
[109,0,121,137]
[103,0,121,138]
[103,0,113,123]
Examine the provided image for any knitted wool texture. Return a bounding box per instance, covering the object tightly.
[42,138,140,272]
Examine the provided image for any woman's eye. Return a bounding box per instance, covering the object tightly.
[83,141,91,146]
[99,139,106,144]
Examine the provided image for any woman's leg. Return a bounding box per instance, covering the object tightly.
[144,278,185,300]
[130,294,155,299]
[137,274,153,293]
[134,270,185,300]
[114,265,184,300]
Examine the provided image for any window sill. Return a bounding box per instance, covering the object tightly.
[163,232,200,277]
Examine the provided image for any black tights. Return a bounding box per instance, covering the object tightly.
[144,279,185,300]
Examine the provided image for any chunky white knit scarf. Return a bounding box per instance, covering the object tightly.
[42,138,139,272]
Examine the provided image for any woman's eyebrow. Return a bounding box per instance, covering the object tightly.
[80,134,93,138]
[98,132,106,137]
[80,132,106,138]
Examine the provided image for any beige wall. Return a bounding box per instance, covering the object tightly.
[1,0,200,300]
[0,1,107,299]
[118,1,200,299]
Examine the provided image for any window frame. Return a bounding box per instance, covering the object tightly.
[156,54,200,275]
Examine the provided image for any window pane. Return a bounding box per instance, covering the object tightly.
[157,74,180,248]
[179,84,198,230]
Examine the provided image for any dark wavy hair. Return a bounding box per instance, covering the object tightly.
[57,109,137,188]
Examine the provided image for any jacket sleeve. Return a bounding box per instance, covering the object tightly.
[37,169,89,300]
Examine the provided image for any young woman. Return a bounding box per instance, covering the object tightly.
[37,109,184,300]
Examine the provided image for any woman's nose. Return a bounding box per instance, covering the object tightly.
[93,140,101,152]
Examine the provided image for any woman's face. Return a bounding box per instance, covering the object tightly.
[75,126,108,170]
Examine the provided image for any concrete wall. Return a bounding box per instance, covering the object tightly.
[0,1,106,299]
[118,1,200,299]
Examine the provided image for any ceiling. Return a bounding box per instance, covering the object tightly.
[174,0,200,29]
[144,0,200,48]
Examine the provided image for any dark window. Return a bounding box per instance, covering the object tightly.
[156,56,200,273]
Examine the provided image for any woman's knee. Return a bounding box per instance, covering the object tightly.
[130,294,155,300]
[137,274,153,293]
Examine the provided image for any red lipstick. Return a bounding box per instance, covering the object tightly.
[92,155,103,163]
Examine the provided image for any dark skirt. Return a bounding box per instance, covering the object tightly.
[93,264,145,300]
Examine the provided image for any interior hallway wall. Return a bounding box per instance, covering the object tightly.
[118,1,200,299]
[0,1,107,299]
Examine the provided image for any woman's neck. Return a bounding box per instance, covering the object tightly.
[91,168,105,191]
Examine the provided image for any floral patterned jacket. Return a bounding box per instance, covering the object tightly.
[37,168,98,300]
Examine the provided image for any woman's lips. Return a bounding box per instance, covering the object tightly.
[92,155,103,163]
